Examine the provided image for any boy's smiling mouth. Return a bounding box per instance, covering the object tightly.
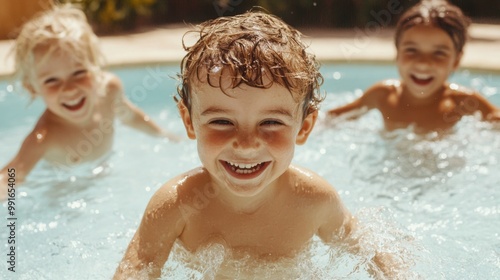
[62,96,86,111]
[221,160,270,179]
[410,73,434,86]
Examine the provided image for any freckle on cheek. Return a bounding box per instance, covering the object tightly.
[263,133,290,148]
[203,131,231,146]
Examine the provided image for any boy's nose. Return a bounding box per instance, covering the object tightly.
[232,129,261,150]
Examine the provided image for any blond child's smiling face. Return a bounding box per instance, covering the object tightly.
[179,77,316,198]
[28,46,97,124]
[396,24,461,100]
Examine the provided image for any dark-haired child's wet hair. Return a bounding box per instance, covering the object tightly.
[395,0,471,53]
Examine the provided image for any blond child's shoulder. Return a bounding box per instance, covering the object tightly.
[100,72,124,97]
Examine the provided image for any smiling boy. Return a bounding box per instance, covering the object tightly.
[114,11,401,279]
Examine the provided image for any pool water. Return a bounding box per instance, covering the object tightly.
[1,63,499,279]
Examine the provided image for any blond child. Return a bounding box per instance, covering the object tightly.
[327,0,500,132]
[0,5,178,200]
[114,11,405,279]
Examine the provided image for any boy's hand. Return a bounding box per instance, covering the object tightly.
[370,251,405,279]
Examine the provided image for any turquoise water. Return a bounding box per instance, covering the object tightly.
[1,63,499,279]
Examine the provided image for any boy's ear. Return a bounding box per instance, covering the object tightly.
[177,100,196,139]
[296,110,318,145]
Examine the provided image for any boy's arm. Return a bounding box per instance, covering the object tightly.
[113,182,185,279]
[109,74,180,141]
[316,186,404,279]
[0,130,47,200]
[326,81,390,119]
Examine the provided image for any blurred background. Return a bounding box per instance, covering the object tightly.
[1,0,499,39]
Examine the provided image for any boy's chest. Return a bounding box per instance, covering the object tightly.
[179,204,320,258]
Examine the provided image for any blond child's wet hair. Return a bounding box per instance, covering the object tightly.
[13,4,105,95]
[177,11,324,118]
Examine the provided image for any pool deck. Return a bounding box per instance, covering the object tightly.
[0,23,499,77]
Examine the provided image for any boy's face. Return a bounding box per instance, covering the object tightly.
[396,24,461,100]
[27,46,97,124]
[179,78,317,198]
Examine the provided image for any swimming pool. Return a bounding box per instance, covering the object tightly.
[1,63,499,279]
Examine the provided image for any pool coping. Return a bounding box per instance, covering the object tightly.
[0,22,499,79]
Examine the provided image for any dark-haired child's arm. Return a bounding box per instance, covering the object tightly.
[326,97,367,118]
[326,80,393,120]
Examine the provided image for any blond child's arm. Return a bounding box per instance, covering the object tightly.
[108,74,181,141]
[0,130,47,200]
[113,180,185,279]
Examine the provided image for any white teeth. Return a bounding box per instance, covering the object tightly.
[228,162,259,169]
[413,73,432,79]
[227,161,263,174]
[63,96,83,106]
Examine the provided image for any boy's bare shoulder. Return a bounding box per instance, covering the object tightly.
[285,166,348,227]
[149,167,212,208]
[286,165,338,199]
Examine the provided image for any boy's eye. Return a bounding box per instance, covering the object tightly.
[209,119,233,126]
[261,119,284,126]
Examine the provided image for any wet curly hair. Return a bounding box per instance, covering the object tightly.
[177,11,324,118]
[395,0,471,53]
